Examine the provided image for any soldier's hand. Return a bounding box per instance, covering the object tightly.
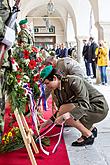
[54,116,64,125]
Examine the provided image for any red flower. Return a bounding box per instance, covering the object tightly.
[33,74,40,82]
[16,74,22,80]
[10,57,15,64]
[17,79,21,83]
[36,57,42,63]
[28,60,36,70]
[32,46,39,53]
[18,68,22,72]
[23,50,30,59]
[12,113,16,120]
[27,83,30,87]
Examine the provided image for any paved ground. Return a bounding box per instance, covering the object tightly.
[64,81,110,165]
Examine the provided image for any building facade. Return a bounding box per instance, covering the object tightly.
[16,0,110,62]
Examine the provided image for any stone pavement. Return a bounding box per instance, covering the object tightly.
[64,82,110,165]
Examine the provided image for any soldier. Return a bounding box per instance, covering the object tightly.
[43,56,85,99]
[44,56,85,78]
[17,19,33,46]
[0,0,11,40]
[0,0,11,141]
[40,65,109,146]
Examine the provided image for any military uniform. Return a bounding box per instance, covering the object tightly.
[18,29,33,46]
[56,57,85,78]
[0,0,11,139]
[45,57,85,99]
[0,0,10,39]
[54,75,109,129]
[17,19,33,46]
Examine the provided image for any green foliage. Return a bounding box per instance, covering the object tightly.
[6,45,44,113]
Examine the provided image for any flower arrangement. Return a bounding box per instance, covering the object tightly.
[0,45,51,153]
[0,127,24,153]
[0,126,50,153]
[6,45,45,113]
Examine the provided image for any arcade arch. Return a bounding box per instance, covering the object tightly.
[17,0,110,61]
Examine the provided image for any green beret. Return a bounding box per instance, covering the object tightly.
[19,19,28,25]
[40,65,53,82]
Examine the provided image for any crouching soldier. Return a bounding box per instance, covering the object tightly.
[40,65,109,146]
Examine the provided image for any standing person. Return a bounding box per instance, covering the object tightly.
[82,39,91,78]
[0,0,11,39]
[68,43,73,57]
[55,44,60,58]
[0,0,11,141]
[58,43,68,58]
[40,65,109,146]
[95,40,108,85]
[88,37,98,78]
[17,19,33,46]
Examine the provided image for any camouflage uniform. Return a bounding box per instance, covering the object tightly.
[0,0,10,139]
[17,28,33,46]
[0,0,10,39]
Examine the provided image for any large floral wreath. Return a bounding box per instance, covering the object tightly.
[6,45,45,113]
[0,45,50,153]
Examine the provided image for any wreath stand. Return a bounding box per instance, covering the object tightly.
[14,108,39,165]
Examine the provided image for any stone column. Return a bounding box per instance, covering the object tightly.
[95,22,104,41]
[75,36,89,75]
[75,36,88,63]
[95,22,110,45]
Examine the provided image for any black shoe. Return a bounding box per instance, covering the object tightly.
[91,127,97,138]
[71,134,94,146]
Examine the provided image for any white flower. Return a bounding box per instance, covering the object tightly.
[23,75,30,82]
[24,59,30,65]
[12,61,19,72]
[18,80,22,86]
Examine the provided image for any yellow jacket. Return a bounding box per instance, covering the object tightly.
[95,47,108,66]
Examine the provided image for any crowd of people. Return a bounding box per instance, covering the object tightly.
[82,37,109,85]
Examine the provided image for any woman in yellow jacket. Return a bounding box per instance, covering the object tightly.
[95,40,108,85]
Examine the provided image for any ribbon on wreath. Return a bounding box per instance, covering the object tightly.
[23,84,37,129]
[36,120,65,155]
[38,80,47,111]
[23,83,66,155]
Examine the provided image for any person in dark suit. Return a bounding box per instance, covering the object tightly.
[57,43,68,58]
[82,39,91,77]
[88,37,98,78]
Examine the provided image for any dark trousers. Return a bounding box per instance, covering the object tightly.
[85,60,91,76]
[92,60,96,78]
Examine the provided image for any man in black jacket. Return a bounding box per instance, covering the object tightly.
[88,37,98,78]
[82,39,91,77]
